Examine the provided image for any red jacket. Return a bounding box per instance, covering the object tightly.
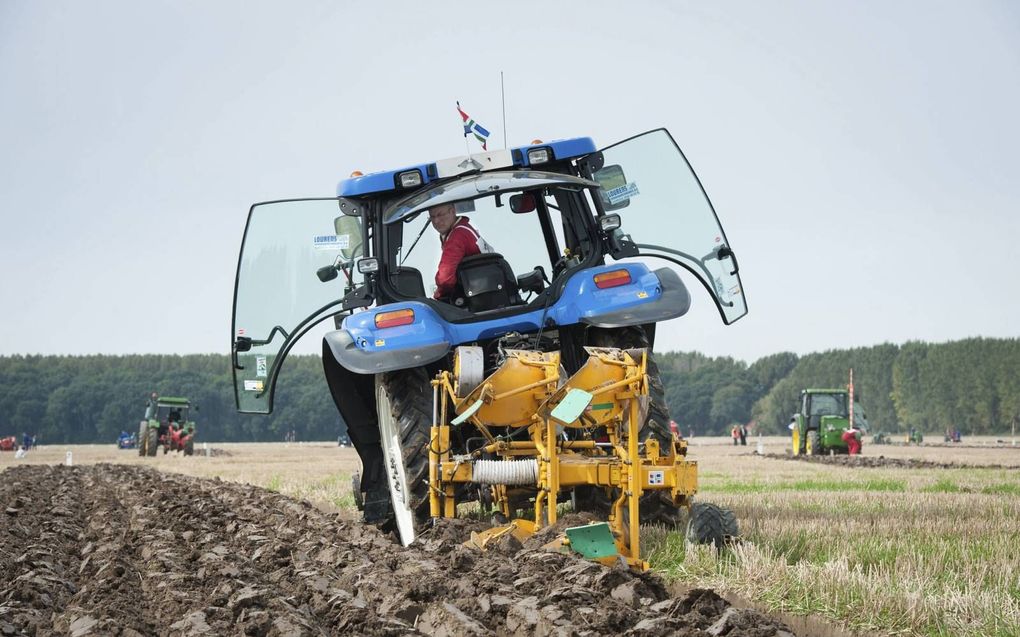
[434,217,485,299]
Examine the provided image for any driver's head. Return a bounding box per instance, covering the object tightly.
[428,203,458,234]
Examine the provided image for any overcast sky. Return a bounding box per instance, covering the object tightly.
[2,1,1018,363]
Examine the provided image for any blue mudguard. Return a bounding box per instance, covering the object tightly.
[324,263,690,374]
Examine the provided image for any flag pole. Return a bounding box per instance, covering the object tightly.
[501,71,507,149]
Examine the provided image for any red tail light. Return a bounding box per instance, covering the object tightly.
[375,309,415,329]
[593,269,632,289]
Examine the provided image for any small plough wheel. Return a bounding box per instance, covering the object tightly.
[686,502,737,550]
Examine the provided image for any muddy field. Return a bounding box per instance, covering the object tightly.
[0,463,795,636]
[761,452,1020,470]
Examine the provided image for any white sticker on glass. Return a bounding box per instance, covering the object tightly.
[243,380,265,392]
[605,182,640,205]
[313,235,344,251]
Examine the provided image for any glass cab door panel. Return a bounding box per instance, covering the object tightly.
[232,198,362,413]
[594,129,747,324]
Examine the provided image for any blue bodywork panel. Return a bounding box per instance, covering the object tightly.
[337,137,597,198]
[326,262,690,374]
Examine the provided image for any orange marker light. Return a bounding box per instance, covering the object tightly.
[531,139,543,145]
[593,269,632,289]
[375,308,415,329]
[350,170,364,177]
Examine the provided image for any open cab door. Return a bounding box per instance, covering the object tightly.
[231,199,365,413]
[590,129,747,324]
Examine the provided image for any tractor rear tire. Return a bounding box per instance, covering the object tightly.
[807,430,822,456]
[138,422,148,457]
[686,502,732,550]
[376,366,433,545]
[586,326,673,446]
[586,326,680,525]
[184,439,194,456]
[145,428,158,457]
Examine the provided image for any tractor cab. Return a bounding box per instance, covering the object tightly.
[156,399,190,426]
[231,129,747,414]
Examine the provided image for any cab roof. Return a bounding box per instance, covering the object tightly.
[337,137,596,198]
[157,397,191,406]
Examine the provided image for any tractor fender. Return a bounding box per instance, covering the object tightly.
[324,302,451,374]
[553,265,691,329]
[325,264,690,373]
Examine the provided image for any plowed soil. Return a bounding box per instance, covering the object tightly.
[763,453,1019,470]
[0,464,795,636]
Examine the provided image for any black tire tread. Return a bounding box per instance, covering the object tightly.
[138,422,147,457]
[687,502,730,549]
[807,430,822,456]
[379,367,433,523]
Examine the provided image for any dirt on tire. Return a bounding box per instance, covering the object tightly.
[0,464,795,636]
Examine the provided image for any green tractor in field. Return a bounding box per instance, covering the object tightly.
[138,395,197,456]
[791,388,868,455]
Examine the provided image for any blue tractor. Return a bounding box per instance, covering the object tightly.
[231,129,747,547]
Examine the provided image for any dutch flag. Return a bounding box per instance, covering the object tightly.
[457,101,490,151]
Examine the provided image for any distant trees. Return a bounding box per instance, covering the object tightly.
[0,337,1018,443]
[0,354,343,444]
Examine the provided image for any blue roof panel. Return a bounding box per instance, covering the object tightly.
[337,136,597,197]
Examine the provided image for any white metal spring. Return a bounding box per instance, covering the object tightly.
[471,459,538,485]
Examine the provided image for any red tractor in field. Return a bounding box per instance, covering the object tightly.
[0,436,16,452]
[138,396,197,456]
[162,419,196,455]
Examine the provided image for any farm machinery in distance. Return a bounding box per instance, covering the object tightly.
[231,129,748,568]
[791,376,869,455]
[138,395,197,457]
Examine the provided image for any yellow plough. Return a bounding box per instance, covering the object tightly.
[428,346,698,570]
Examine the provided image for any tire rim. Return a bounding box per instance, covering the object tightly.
[806,434,813,454]
[376,378,416,546]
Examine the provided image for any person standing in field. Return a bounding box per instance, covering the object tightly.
[841,424,862,455]
[739,424,747,446]
[731,425,740,446]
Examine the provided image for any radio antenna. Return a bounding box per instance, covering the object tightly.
[501,71,507,149]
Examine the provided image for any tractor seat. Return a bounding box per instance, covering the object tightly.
[456,253,522,312]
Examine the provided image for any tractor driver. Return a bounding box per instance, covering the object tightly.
[428,203,494,300]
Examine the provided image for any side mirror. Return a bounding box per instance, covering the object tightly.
[509,192,537,214]
[593,165,632,212]
[234,336,252,352]
[317,265,339,282]
[334,215,364,261]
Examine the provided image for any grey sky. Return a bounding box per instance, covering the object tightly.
[2,1,1018,362]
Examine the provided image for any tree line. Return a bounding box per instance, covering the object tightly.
[0,337,1017,443]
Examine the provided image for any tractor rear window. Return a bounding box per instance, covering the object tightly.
[809,394,848,417]
[394,188,586,302]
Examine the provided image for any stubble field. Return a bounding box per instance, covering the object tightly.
[2,435,1018,636]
